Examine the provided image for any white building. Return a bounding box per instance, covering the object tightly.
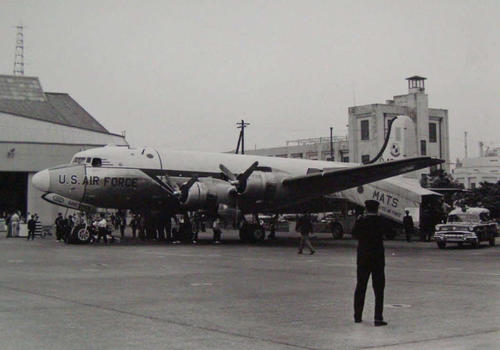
[0,74,127,224]
[247,76,450,178]
[453,146,500,189]
[245,136,349,162]
[348,76,450,174]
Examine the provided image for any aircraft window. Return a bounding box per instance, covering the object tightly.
[147,153,154,159]
[73,157,86,164]
[91,158,102,167]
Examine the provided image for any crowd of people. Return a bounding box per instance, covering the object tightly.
[3,211,43,239]
[46,210,225,245]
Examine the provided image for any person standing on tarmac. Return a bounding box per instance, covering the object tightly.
[403,210,414,242]
[212,216,222,244]
[296,214,315,255]
[27,215,36,240]
[55,213,64,241]
[352,200,388,327]
[96,213,108,244]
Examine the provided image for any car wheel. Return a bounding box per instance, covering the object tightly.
[489,237,495,247]
[437,241,446,249]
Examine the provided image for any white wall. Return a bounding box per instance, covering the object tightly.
[0,112,126,146]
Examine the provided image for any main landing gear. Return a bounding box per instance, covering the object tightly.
[238,214,266,243]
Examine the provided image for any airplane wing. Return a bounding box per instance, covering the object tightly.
[282,157,444,196]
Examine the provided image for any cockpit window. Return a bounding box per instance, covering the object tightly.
[73,157,86,164]
[91,158,102,167]
[86,157,91,163]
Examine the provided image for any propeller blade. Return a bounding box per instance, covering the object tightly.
[219,164,237,181]
[236,161,259,193]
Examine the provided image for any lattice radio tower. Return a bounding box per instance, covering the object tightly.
[13,25,25,75]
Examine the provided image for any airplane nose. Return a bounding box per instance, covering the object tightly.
[32,169,50,192]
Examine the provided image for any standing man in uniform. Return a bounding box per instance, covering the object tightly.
[352,200,388,326]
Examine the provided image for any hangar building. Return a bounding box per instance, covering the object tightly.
[0,74,127,225]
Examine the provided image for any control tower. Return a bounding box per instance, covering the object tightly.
[348,76,449,173]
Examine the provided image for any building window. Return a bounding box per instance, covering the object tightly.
[275,154,287,158]
[291,153,303,158]
[360,120,369,140]
[470,183,476,189]
[361,154,370,164]
[306,151,318,159]
[420,140,427,156]
[342,156,349,162]
[429,123,437,143]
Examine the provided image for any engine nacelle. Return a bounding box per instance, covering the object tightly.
[182,180,235,210]
[240,172,283,200]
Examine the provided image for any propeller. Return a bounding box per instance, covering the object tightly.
[179,177,198,203]
[219,161,259,194]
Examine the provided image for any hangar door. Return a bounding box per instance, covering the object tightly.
[0,172,28,216]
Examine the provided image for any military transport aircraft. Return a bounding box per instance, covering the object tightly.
[32,145,443,242]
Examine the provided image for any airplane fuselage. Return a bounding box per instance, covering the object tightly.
[33,146,357,212]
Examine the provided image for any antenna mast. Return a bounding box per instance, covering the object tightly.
[464,131,468,158]
[13,25,25,75]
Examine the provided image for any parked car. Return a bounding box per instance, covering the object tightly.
[434,207,498,249]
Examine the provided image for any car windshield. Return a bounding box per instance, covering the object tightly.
[447,214,480,223]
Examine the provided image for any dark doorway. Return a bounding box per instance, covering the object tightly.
[0,172,28,216]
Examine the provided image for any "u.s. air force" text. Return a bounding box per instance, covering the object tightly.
[58,175,138,188]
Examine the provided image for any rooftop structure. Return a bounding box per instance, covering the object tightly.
[0,75,109,133]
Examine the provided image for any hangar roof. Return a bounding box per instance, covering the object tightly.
[0,75,109,134]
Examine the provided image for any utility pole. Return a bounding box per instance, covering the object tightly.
[13,25,25,75]
[329,127,334,161]
[235,120,250,154]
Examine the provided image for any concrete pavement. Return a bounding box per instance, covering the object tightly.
[0,231,498,349]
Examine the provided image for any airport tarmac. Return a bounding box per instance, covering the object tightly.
[0,230,498,350]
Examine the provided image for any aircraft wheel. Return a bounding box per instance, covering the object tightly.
[252,226,266,242]
[437,241,446,249]
[331,223,343,240]
[73,225,91,244]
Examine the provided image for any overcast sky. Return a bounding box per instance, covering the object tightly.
[1,0,499,161]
